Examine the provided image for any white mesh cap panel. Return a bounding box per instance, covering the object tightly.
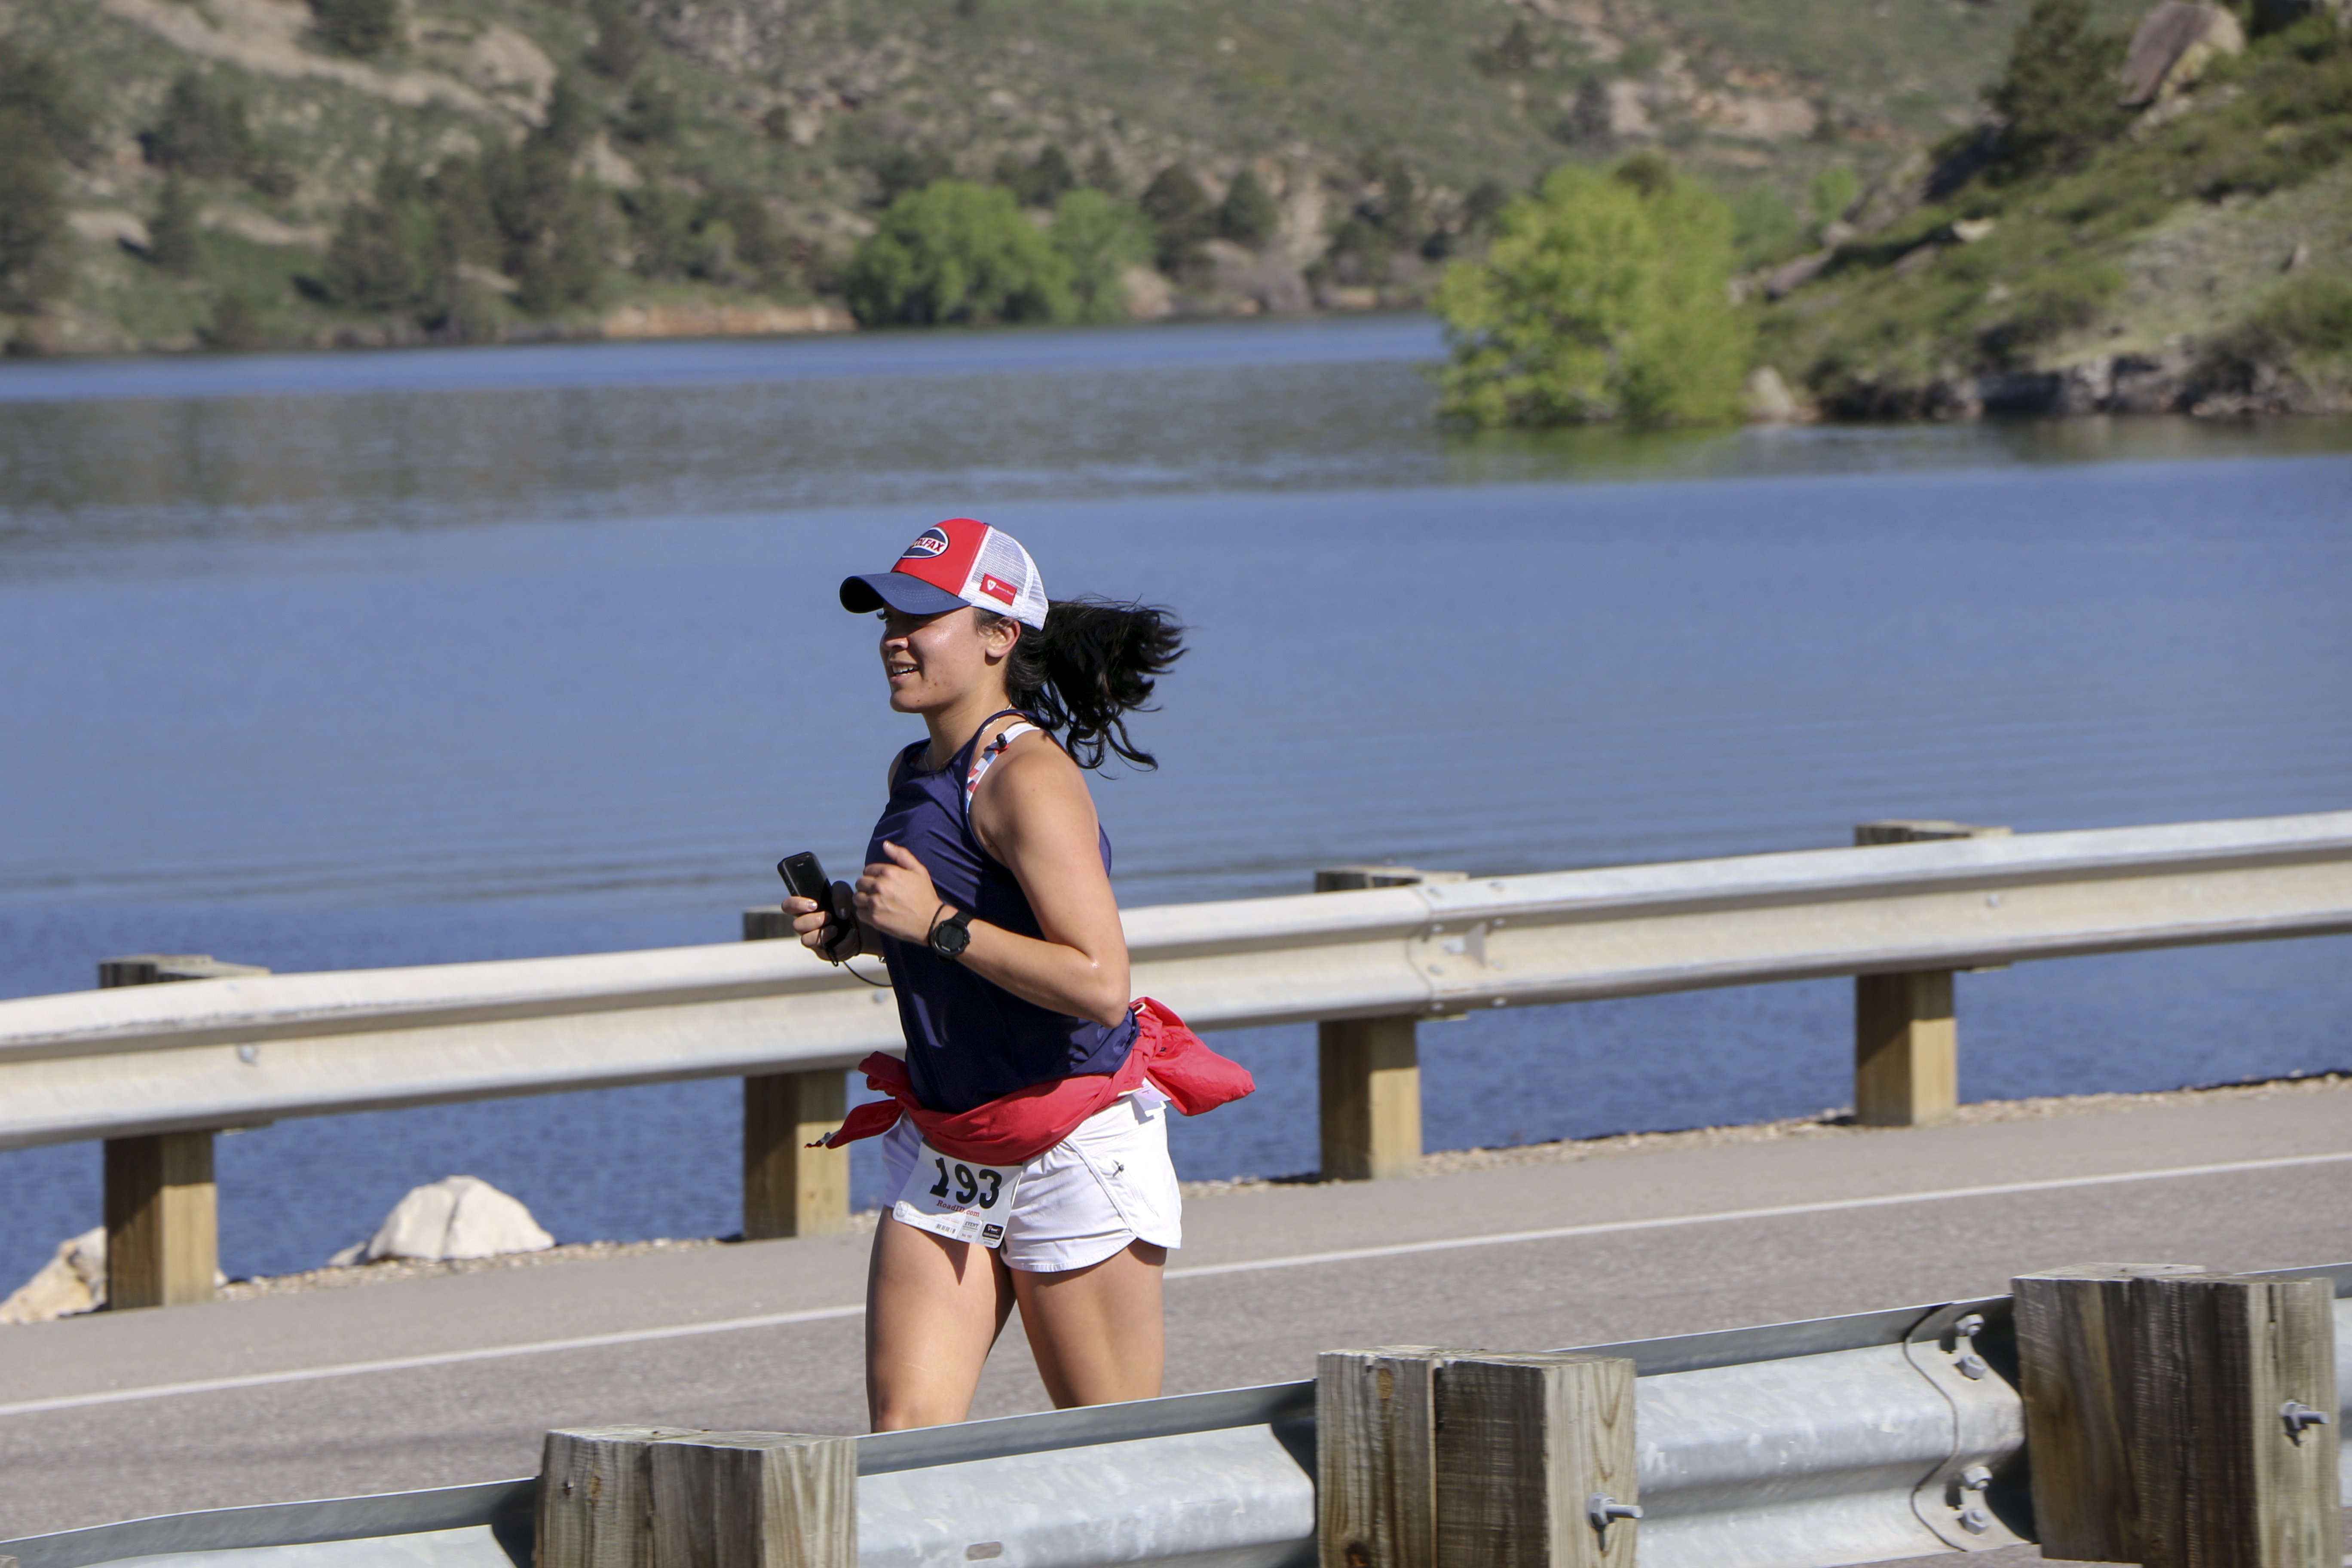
[964,527,1050,628]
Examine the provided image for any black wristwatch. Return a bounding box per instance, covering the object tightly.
[928,905,974,962]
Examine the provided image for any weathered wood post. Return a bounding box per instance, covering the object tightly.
[739,912,850,1239]
[2014,1265,2342,1568]
[1319,1347,1638,1568]
[1313,867,1462,1181]
[1851,821,2009,1126]
[96,954,268,1310]
[539,1425,855,1568]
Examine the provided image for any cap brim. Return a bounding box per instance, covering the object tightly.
[840,572,970,618]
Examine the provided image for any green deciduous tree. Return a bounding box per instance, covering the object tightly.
[1051,188,1147,322]
[1139,163,1214,273]
[1218,168,1279,249]
[309,0,401,60]
[1983,0,2130,179]
[1433,157,1751,427]
[845,179,1074,325]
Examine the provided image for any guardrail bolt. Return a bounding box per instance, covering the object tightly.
[1950,1313,1990,1380]
[1955,1464,1994,1534]
[1587,1493,1643,1534]
[2279,1399,2330,1441]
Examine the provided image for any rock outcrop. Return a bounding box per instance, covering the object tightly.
[329,1175,555,1267]
[0,1228,107,1325]
[2119,3,2245,109]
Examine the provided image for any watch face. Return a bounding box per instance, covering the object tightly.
[932,917,970,958]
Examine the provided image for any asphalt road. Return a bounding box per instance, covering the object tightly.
[2,1084,2347,1542]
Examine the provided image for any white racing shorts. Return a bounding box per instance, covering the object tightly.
[880,1088,1183,1273]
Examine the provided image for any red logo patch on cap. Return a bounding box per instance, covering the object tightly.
[901,527,952,560]
[978,573,1018,605]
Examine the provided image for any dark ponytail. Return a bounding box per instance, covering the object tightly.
[975,598,1185,770]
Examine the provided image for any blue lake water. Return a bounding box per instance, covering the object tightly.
[3,315,2349,1287]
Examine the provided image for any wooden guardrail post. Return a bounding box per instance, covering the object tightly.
[739,912,850,1238]
[97,954,268,1309]
[1319,1347,1638,1568]
[539,1425,855,1568]
[2015,1265,2342,1568]
[1851,821,2009,1126]
[1313,867,1462,1181]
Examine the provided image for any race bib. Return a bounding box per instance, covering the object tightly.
[892,1140,1024,1247]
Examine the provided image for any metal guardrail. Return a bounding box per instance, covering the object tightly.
[2,810,2348,1151]
[6,1265,2346,1568]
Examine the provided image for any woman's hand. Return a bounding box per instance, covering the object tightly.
[855,841,947,945]
[787,881,861,961]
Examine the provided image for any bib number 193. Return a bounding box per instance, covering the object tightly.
[893,1140,1022,1247]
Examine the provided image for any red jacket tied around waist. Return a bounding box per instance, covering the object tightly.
[818,998,1253,1167]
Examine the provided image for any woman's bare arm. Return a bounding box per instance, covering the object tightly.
[852,735,1129,1026]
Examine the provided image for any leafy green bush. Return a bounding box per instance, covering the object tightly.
[1982,0,2129,179]
[309,0,401,60]
[1139,164,1215,273]
[1218,168,1280,248]
[1050,188,1147,322]
[147,72,256,181]
[845,180,1074,325]
[1433,157,1751,426]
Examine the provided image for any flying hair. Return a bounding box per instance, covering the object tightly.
[971,597,1185,770]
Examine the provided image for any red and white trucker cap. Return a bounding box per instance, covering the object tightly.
[839,518,1050,630]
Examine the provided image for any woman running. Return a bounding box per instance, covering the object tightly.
[786,517,1251,1431]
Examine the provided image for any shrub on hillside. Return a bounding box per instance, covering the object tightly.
[1433,157,1750,426]
[0,107,65,311]
[2200,273,2352,389]
[310,0,401,60]
[148,174,202,274]
[1051,188,1148,322]
[615,79,682,146]
[147,72,257,181]
[1218,168,1280,249]
[584,0,647,80]
[995,145,1075,208]
[0,40,95,161]
[1139,165,1214,273]
[846,180,1075,325]
[1983,0,2130,179]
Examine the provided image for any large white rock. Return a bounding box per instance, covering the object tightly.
[330,1176,555,1267]
[0,1227,107,1324]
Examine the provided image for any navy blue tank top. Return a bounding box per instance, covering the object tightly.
[867,711,1137,1114]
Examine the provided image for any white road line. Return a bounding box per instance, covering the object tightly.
[0,1303,866,1418]
[1162,1148,2352,1279]
[3,1148,2344,1419]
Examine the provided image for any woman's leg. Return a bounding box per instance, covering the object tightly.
[866,1213,1016,1430]
[1008,1240,1167,1409]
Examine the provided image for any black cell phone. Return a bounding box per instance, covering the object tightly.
[778,851,847,956]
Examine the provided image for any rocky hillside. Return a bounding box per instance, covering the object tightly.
[0,0,2130,355]
[1754,0,2352,416]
